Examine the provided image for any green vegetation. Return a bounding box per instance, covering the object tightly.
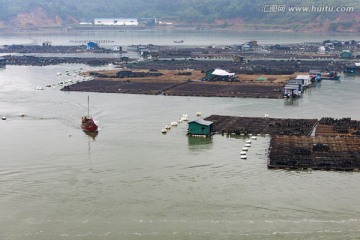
[0,0,358,30]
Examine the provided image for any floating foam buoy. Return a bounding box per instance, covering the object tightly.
[171,121,178,126]
[2,116,6,120]
[246,140,252,143]
[165,125,171,130]
[240,155,247,159]
[242,147,248,151]
[240,151,247,155]
[19,113,25,117]
[161,128,167,134]
[245,143,251,147]
[252,136,257,140]
[36,86,43,90]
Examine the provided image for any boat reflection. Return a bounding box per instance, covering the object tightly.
[284,98,299,106]
[84,130,98,140]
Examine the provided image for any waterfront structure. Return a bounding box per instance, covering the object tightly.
[0,57,5,66]
[346,62,360,74]
[94,18,138,26]
[188,119,213,136]
[295,75,312,88]
[284,79,303,98]
[340,50,352,59]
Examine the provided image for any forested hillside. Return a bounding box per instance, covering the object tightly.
[0,0,358,31]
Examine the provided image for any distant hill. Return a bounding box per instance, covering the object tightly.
[0,0,358,32]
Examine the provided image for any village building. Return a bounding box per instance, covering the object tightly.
[94,18,138,26]
[188,119,213,136]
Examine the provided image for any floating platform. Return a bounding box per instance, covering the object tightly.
[205,115,318,136]
[205,115,360,171]
[268,136,360,171]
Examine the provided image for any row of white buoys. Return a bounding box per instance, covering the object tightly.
[39,71,95,91]
[241,136,258,159]
[162,113,191,134]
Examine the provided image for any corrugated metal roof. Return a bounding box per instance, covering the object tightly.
[189,119,213,126]
[296,75,310,80]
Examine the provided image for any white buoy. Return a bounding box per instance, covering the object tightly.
[35,86,43,90]
[165,125,171,130]
[240,151,247,155]
[245,143,251,147]
[2,116,6,120]
[181,114,189,121]
[246,140,252,143]
[171,121,178,126]
[240,155,247,159]
[264,114,269,118]
[242,147,248,151]
[161,129,167,134]
[252,136,257,140]
[19,113,25,117]
[196,112,202,116]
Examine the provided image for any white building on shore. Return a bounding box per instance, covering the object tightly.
[94,18,138,26]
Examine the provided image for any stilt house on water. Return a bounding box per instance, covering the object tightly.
[188,119,213,136]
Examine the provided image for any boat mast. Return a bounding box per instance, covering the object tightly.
[87,95,90,117]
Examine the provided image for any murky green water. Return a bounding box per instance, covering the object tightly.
[1,31,360,239]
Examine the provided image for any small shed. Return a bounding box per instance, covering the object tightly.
[284,83,302,98]
[188,119,213,136]
[309,69,321,81]
[346,62,360,74]
[340,50,352,59]
[241,44,251,51]
[295,75,312,88]
[87,42,99,50]
[0,57,6,66]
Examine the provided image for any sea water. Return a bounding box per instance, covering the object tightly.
[0,31,360,239]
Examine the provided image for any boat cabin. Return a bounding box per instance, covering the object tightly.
[188,119,213,136]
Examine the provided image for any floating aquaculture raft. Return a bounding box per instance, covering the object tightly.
[268,136,360,171]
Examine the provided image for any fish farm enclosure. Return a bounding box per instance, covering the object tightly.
[205,115,360,171]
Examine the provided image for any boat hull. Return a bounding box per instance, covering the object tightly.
[81,116,98,132]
